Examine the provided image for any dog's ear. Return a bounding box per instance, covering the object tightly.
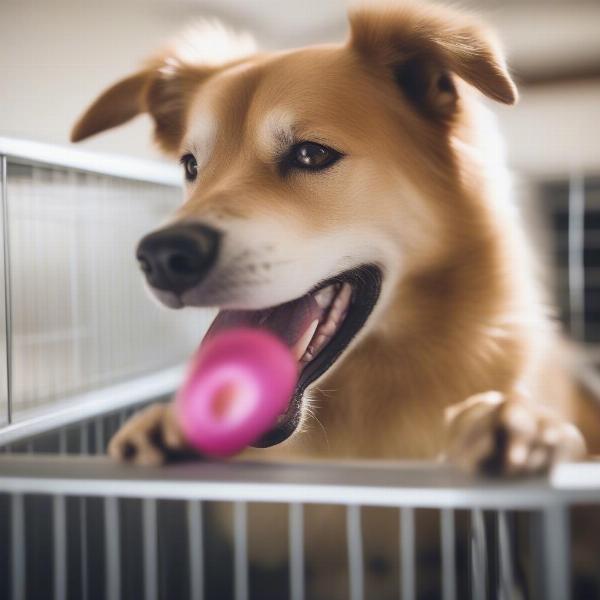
[70,64,211,154]
[71,22,256,154]
[70,71,150,145]
[349,2,517,119]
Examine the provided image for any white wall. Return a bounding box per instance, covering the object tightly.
[496,82,600,178]
[1,0,599,177]
[0,1,191,160]
[0,0,348,161]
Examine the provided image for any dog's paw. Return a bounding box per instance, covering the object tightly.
[444,391,586,476]
[108,403,190,466]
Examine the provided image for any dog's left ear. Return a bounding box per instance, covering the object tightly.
[349,2,517,119]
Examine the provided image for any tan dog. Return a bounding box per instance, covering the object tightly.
[72,1,600,596]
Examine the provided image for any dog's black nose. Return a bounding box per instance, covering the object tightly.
[136,224,220,294]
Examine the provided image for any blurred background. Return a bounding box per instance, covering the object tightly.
[2,0,600,174]
[0,0,599,420]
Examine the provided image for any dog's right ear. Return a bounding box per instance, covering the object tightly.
[71,22,256,155]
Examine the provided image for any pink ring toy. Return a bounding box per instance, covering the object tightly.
[176,328,298,457]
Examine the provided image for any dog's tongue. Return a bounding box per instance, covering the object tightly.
[205,294,322,361]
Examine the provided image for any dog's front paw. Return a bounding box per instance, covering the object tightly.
[108,403,190,466]
[444,391,586,476]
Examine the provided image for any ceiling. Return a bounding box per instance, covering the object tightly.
[2,0,599,174]
[143,0,600,80]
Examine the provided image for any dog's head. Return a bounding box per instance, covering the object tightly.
[72,2,516,445]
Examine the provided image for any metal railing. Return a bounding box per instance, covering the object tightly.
[1,413,599,600]
[0,363,599,600]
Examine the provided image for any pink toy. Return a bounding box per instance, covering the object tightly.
[175,328,298,457]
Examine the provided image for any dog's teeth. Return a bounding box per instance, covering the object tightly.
[320,322,337,336]
[292,319,319,362]
[300,282,353,365]
[313,285,336,309]
[300,348,314,363]
[314,334,329,349]
[329,306,343,322]
[334,283,352,309]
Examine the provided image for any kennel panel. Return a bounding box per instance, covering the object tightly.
[0,446,593,600]
[540,175,600,352]
[3,160,210,419]
[0,138,215,428]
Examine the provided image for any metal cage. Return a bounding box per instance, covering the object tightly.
[2,419,600,600]
[0,138,599,600]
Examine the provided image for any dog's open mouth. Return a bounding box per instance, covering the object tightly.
[203,264,382,446]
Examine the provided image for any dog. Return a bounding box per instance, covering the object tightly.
[71,1,600,596]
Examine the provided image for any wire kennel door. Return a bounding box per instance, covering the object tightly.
[1,423,599,600]
[1,403,600,600]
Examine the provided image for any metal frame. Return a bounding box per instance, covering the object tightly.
[0,455,589,600]
[0,137,188,438]
[0,137,180,186]
[0,456,599,508]
[568,173,586,341]
[0,154,10,425]
[0,365,182,446]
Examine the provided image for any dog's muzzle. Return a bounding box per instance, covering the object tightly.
[136,223,220,294]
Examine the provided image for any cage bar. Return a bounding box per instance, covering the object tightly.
[346,504,364,600]
[1,155,12,425]
[143,498,158,600]
[289,502,305,600]
[95,419,104,455]
[53,494,67,600]
[542,505,571,600]
[470,509,488,600]
[104,496,121,600]
[10,492,25,600]
[568,173,586,341]
[233,501,249,600]
[400,507,416,600]
[58,428,67,454]
[496,510,516,600]
[79,496,89,600]
[187,500,204,600]
[440,509,456,600]
[80,422,89,455]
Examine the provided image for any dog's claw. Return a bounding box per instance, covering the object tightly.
[444,391,586,476]
[108,403,189,466]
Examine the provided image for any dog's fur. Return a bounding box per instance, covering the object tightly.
[72,1,600,596]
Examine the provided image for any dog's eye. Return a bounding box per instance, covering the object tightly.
[180,154,198,182]
[286,142,342,172]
